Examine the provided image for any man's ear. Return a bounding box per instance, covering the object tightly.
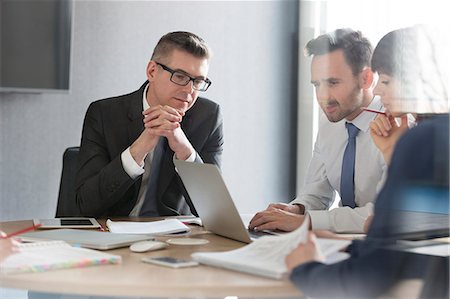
[146,60,158,82]
[360,67,374,89]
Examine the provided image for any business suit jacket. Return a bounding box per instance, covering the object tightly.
[75,82,224,217]
[290,114,449,298]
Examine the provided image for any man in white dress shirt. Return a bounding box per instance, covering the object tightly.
[249,29,386,233]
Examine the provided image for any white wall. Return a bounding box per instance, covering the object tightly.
[0,1,299,220]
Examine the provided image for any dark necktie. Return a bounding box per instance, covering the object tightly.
[340,122,360,208]
[139,138,166,216]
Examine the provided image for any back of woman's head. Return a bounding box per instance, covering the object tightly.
[372,25,449,114]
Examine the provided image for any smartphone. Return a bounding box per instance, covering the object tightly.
[33,218,101,229]
[141,256,199,268]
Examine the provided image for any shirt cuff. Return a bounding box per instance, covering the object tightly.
[121,147,145,179]
[174,151,196,162]
[307,210,331,230]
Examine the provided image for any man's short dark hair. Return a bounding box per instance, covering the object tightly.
[151,31,212,63]
[305,28,373,75]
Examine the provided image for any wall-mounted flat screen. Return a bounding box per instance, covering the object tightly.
[0,0,72,93]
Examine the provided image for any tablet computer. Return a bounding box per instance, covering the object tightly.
[33,218,101,229]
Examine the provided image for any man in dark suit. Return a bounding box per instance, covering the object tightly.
[75,32,223,217]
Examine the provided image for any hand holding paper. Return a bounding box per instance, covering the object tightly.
[192,216,350,279]
[285,231,325,271]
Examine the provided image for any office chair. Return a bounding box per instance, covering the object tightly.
[55,146,81,217]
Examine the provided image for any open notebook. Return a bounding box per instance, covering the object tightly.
[0,240,121,274]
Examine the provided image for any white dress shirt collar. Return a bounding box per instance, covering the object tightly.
[349,96,384,133]
[142,83,150,111]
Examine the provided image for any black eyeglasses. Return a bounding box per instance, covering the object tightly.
[156,62,212,92]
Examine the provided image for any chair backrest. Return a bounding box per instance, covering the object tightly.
[55,146,81,217]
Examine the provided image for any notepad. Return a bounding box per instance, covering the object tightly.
[0,240,121,274]
[106,219,190,235]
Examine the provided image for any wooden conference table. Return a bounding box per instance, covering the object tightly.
[0,218,303,298]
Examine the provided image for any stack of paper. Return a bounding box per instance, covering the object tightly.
[106,219,190,235]
[192,217,350,279]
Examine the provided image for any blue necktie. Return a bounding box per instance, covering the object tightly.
[340,122,360,208]
[140,138,166,216]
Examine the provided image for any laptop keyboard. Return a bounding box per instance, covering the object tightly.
[248,229,278,239]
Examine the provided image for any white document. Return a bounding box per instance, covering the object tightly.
[192,217,350,279]
[106,219,190,235]
[405,244,450,257]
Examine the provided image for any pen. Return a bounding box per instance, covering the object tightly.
[0,224,42,239]
[361,107,387,115]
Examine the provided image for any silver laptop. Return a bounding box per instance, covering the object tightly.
[174,160,276,243]
[19,229,154,250]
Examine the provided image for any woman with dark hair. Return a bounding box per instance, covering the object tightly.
[285,25,449,298]
[369,25,448,164]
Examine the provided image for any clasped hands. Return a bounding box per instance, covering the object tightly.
[131,105,194,164]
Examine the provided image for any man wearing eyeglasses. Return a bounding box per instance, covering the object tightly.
[75,31,223,217]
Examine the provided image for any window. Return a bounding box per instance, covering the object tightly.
[296,0,449,206]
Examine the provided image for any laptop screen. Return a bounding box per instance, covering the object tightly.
[388,185,449,240]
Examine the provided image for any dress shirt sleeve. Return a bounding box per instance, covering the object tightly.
[376,164,388,193]
[121,147,145,179]
[184,151,197,162]
[307,202,374,233]
[290,140,335,210]
[172,151,198,163]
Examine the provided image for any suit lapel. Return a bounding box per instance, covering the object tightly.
[181,109,194,139]
[126,83,147,145]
